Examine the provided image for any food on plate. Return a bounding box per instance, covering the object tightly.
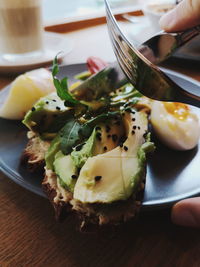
[0,68,55,120]
[21,56,155,229]
[151,101,200,150]
[16,56,199,230]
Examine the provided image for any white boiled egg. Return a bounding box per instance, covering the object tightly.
[0,68,55,120]
[150,101,200,150]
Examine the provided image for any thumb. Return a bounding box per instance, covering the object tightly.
[159,0,200,32]
[172,197,200,228]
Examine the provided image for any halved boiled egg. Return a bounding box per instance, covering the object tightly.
[0,68,55,120]
[150,101,200,150]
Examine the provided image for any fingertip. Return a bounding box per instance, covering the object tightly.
[159,10,176,32]
[172,198,200,228]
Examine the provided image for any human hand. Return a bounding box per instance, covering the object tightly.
[159,0,200,32]
[172,197,200,227]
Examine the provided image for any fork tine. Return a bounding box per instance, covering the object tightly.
[107,25,134,82]
[105,0,140,58]
[107,20,133,64]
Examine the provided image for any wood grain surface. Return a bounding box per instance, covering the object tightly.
[0,22,200,267]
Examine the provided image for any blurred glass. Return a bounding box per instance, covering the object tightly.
[140,0,176,32]
[0,0,43,61]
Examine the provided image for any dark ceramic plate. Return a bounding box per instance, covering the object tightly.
[0,63,200,210]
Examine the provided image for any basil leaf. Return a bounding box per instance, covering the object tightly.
[60,119,82,155]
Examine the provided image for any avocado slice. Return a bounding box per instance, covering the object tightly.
[53,151,78,192]
[23,92,73,137]
[71,119,125,169]
[73,110,154,203]
[70,67,118,101]
[45,134,61,170]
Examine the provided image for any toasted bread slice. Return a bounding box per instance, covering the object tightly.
[42,168,73,221]
[42,167,145,231]
[21,131,50,172]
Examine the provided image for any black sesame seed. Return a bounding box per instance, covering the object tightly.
[31,107,36,112]
[132,118,136,122]
[133,126,137,130]
[106,125,111,133]
[124,146,128,151]
[53,99,57,102]
[96,132,102,141]
[71,175,77,179]
[132,130,135,135]
[138,126,141,130]
[96,132,102,138]
[56,106,61,110]
[95,176,102,181]
[115,121,121,126]
[119,136,127,144]
[75,143,85,151]
[112,134,118,142]
[131,111,136,114]
[46,101,49,104]
[143,132,148,138]
[103,146,107,151]
[119,143,123,147]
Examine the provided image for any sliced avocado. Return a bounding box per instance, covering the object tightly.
[74,71,91,81]
[71,129,96,169]
[73,110,154,204]
[23,92,73,137]
[70,67,118,101]
[54,151,78,192]
[71,119,125,169]
[45,134,61,170]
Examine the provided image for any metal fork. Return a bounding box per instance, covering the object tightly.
[104,0,200,108]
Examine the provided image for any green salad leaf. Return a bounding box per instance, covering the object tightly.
[52,56,79,105]
[60,119,83,155]
[80,111,121,138]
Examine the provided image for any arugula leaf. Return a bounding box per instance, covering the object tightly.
[80,111,120,137]
[60,119,83,155]
[52,55,79,105]
[60,112,121,154]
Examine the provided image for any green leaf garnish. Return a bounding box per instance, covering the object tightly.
[60,119,83,155]
[52,55,79,105]
[81,111,120,137]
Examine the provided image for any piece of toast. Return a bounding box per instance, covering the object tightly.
[21,131,146,231]
[42,166,146,231]
[21,131,50,172]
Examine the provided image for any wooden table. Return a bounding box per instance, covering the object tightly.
[1,23,200,267]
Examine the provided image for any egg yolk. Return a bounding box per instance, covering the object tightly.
[163,102,189,121]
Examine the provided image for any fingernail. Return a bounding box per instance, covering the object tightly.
[172,206,199,228]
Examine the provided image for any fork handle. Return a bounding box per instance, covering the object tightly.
[175,25,200,46]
